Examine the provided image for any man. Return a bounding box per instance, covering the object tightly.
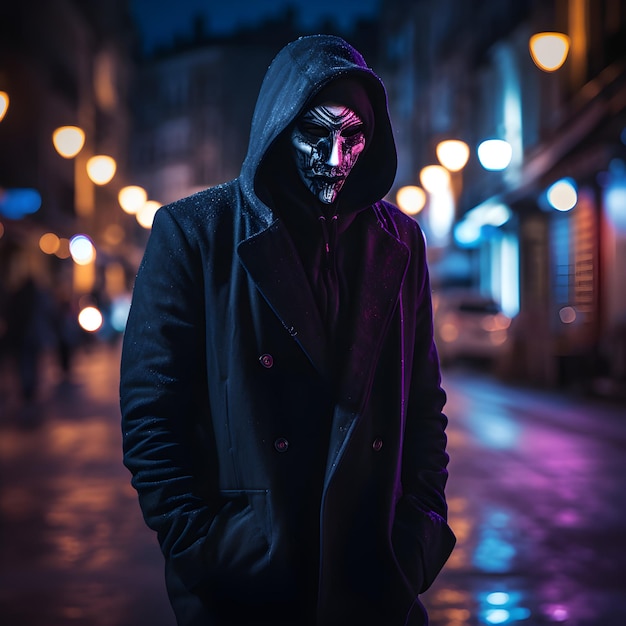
[120,34,455,626]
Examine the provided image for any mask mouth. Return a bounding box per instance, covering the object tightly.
[313,173,345,182]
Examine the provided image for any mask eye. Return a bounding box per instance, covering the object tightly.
[298,122,329,138]
[342,124,364,138]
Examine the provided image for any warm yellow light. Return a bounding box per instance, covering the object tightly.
[419,165,451,194]
[103,223,125,246]
[39,232,61,255]
[52,126,85,158]
[436,140,470,172]
[0,91,9,122]
[86,155,116,185]
[55,238,71,259]
[529,32,570,72]
[396,186,426,215]
[118,185,148,214]
[137,200,162,229]
[78,306,103,332]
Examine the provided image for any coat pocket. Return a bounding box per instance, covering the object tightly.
[207,489,272,584]
[391,495,456,595]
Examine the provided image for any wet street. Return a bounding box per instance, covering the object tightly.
[0,342,625,626]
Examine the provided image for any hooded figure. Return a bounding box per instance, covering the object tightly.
[120,35,455,626]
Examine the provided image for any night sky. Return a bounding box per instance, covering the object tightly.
[130,0,380,53]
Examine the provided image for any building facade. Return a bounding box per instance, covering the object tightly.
[379,0,626,394]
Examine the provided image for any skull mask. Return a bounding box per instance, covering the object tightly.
[290,103,366,205]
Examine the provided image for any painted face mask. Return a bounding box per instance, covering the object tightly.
[290,104,366,205]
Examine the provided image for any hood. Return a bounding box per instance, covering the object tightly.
[240,34,397,214]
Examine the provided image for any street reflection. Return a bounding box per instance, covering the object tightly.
[421,369,626,625]
[1,347,625,624]
[472,509,516,573]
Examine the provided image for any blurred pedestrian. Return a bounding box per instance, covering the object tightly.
[51,280,80,378]
[121,34,455,626]
[5,275,51,408]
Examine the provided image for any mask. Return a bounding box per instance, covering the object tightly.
[290,104,366,204]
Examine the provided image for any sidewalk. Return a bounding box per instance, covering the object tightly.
[0,340,176,626]
[1,342,625,625]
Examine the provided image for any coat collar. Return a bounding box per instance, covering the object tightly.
[237,204,410,411]
[237,219,331,375]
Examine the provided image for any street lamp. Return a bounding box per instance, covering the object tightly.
[436,139,470,172]
[396,185,426,215]
[477,139,513,171]
[0,91,9,122]
[137,200,161,228]
[52,126,85,158]
[546,178,577,211]
[69,233,97,265]
[529,32,570,72]
[86,155,116,185]
[419,165,451,194]
[118,185,147,214]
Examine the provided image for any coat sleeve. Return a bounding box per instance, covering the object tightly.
[392,218,456,594]
[120,206,217,592]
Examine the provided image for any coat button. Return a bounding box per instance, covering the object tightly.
[274,437,289,453]
[259,353,274,368]
[372,438,383,452]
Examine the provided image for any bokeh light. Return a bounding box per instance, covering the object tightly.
[52,126,85,158]
[486,592,511,606]
[0,91,9,122]
[118,185,147,214]
[559,306,577,324]
[529,32,570,71]
[103,223,125,246]
[78,306,103,332]
[86,155,116,185]
[69,234,96,265]
[485,608,511,624]
[477,139,513,171]
[0,188,42,219]
[547,178,577,211]
[55,238,71,259]
[39,232,61,255]
[419,165,451,193]
[396,185,427,215]
[436,139,470,171]
[136,200,161,228]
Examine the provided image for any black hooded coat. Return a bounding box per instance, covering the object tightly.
[120,35,455,626]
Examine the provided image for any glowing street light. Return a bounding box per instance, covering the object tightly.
[0,91,9,122]
[529,32,570,72]
[39,232,61,255]
[118,185,147,214]
[137,200,162,228]
[546,178,577,211]
[436,139,470,172]
[419,165,451,194]
[78,306,103,332]
[396,185,426,215]
[86,155,116,185]
[477,139,513,171]
[52,126,85,158]
[69,234,97,265]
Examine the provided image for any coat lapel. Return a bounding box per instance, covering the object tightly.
[338,211,410,410]
[325,209,410,481]
[238,207,411,485]
[237,220,329,376]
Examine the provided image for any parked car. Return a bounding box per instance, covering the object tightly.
[432,290,512,366]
